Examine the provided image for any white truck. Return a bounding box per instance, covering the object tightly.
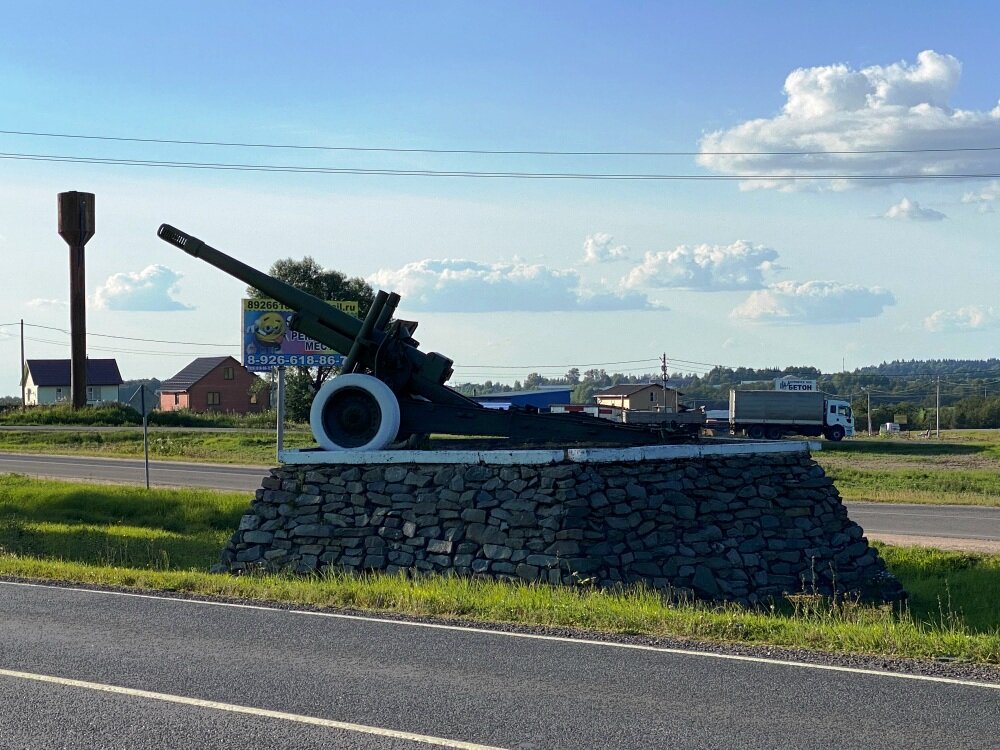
[729,389,854,441]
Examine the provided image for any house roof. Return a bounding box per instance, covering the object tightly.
[596,382,674,397]
[24,359,123,387]
[475,386,573,399]
[160,356,239,392]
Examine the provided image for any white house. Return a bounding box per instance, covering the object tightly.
[22,359,124,405]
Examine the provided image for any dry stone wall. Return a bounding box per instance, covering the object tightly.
[219,451,905,605]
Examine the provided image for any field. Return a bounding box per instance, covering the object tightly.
[814,431,1000,507]
[0,475,998,664]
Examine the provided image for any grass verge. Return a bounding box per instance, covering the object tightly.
[1,475,999,664]
[823,467,1000,507]
[815,434,1000,507]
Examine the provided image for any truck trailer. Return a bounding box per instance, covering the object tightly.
[729,389,854,441]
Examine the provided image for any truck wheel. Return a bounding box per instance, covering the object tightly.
[748,425,765,440]
[825,425,845,442]
[310,374,400,451]
[765,426,783,440]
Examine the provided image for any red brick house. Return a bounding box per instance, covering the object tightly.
[159,356,270,413]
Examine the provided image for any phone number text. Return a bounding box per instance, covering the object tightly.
[244,354,343,367]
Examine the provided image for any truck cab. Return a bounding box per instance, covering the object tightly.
[824,399,854,441]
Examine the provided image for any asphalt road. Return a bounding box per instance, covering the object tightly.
[0,452,264,492]
[1,581,998,749]
[849,502,1000,547]
[1,452,998,549]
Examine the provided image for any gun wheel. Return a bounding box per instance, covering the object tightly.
[310,374,401,451]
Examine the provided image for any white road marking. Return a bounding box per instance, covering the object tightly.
[0,667,508,750]
[3,580,999,691]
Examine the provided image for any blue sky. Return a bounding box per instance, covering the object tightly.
[1,2,998,394]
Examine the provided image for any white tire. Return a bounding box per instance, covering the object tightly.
[309,374,400,451]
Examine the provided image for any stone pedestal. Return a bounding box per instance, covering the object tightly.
[218,442,905,605]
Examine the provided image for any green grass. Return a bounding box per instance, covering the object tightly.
[877,544,1000,633]
[815,432,1000,507]
[822,436,1000,459]
[0,474,246,568]
[823,467,1000,506]
[1,475,999,664]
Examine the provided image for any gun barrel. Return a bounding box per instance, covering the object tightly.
[157,224,362,346]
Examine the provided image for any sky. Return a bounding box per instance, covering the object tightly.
[1,1,998,395]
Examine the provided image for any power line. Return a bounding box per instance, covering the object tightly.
[23,336,221,357]
[3,151,1000,181]
[3,129,999,157]
[453,358,658,370]
[1,322,236,347]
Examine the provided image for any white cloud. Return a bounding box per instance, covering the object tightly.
[621,241,780,291]
[27,298,67,309]
[698,50,1000,190]
[368,258,653,312]
[924,305,999,332]
[961,181,1000,212]
[92,265,193,311]
[731,280,895,324]
[582,233,628,263]
[883,197,947,221]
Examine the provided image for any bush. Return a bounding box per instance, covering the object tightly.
[148,408,279,429]
[0,404,289,429]
[0,403,142,426]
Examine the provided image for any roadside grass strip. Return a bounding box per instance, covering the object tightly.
[826,473,1000,507]
[2,555,999,665]
[2,475,999,664]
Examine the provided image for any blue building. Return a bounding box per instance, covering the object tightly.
[472,385,573,411]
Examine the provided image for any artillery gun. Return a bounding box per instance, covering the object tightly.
[158,224,702,451]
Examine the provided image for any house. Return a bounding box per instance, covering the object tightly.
[22,359,123,405]
[159,356,270,413]
[594,383,680,412]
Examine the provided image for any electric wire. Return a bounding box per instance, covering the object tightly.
[3,151,1000,181]
[16,322,237,347]
[3,128,1000,157]
[22,336,222,357]
[454,358,658,369]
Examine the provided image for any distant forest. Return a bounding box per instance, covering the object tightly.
[452,359,1000,430]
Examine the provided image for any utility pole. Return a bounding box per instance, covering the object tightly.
[276,366,286,460]
[660,353,668,412]
[865,388,872,436]
[936,376,941,439]
[19,319,25,408]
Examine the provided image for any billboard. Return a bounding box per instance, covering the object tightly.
[242,298,354,371]
[774,377,817,392]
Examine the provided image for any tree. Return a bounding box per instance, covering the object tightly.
[572,382,597,404]
[248,256,375,421]
[524,372,547,389]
